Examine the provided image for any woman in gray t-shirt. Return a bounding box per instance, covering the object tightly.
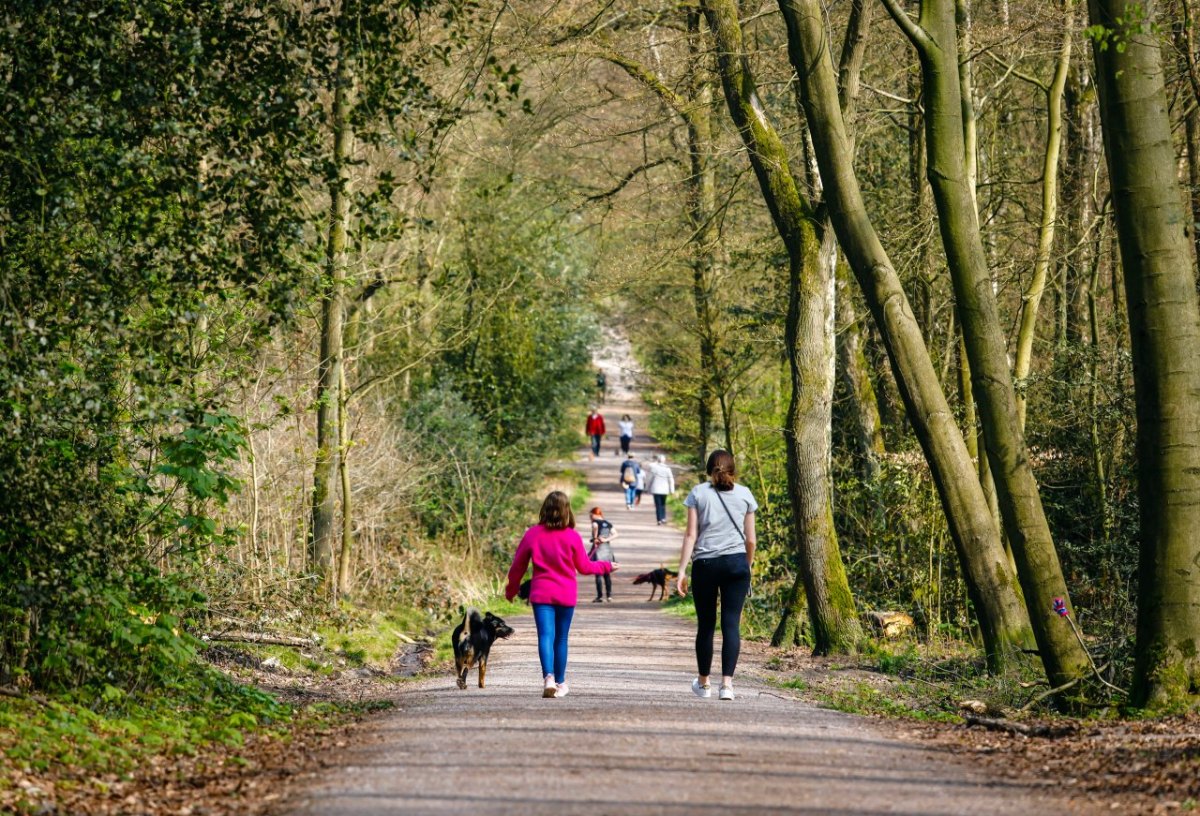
[675,450,757,701]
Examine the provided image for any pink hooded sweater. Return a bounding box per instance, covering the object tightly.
[505,524,613,607]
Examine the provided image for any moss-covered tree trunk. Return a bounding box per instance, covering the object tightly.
[701,0,862,654]
[1089,0,1200,709]
[311,54,353,594]
[881,0,1090,688]
[778,0,1033,668]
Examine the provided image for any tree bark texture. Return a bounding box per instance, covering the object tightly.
[310,55,353,593]
[882,0,1089,688]
[778,0,1033,667]
[1089,0,1200,708]
[701,0,862,654]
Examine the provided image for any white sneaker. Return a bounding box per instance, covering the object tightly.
[543,674,557,698]
[719,686,735,701]
[554,681,569,698]
[691,678,711,698]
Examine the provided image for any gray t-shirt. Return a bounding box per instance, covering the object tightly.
[684,482,758,561]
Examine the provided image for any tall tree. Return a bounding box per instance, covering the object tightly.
[701,0,862,653]
[1088,0,1200,708]
[1011,0,1074,430]
[311,39,354,594]
[881,0,1091,689]
[777,0,1034,668]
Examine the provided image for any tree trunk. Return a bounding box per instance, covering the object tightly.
[1089,0,1200,709]
[1062,63,1098,351]
[336,364,353,599]
[1174,0,1200,274]
[836,261,885,480]
[701,0,862,654]
[772,569,810,647]
[834,0,885,482]
[685,10,725,469]
[779,0,1033,668]
[1013,0,1073,430]
[310,55,353,594]
[882,0,1091,690]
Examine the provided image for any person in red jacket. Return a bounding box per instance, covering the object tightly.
[585,408,605,460]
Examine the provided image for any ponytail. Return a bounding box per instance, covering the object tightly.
[705,449,737,492]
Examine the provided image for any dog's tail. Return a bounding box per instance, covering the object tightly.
[458,607,482,646]
[464,607,484,640]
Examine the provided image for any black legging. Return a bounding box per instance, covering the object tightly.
[691,553,751,677]
[595,572,612,599]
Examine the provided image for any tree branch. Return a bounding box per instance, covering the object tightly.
[878,0,931,51]
[585,157,678,202]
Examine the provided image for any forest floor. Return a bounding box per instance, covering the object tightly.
[5,338,1198,815]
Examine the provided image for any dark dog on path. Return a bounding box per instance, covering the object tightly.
[632,568,678,601]
[452,608,514,689]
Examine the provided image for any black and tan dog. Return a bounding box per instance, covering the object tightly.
[452,608,514,689]
[632,567,678,601]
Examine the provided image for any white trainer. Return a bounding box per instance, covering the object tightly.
[554,681,570,698]
[692,678,711,698]
[718,686,735,701]
[543,674,557,698]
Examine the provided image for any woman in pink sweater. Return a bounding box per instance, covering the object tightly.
[506,491,618,698]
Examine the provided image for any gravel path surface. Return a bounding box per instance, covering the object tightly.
[287,347,1072,815]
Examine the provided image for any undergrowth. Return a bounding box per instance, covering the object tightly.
[0,667,388,787]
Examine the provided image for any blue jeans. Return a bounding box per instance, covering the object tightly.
[624,484,637,506]
[531,603,575,683]
[590,434,602,455]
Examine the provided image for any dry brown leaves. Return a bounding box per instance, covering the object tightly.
[754,645,1200,814]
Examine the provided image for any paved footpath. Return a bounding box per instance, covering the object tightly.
[287,344,1071,816]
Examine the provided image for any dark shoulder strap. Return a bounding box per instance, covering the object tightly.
[711,484,745,542]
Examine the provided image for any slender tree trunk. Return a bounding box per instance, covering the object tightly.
[336,365,353,599]
[701,0,862,653]
[779,0,1033,668]
[1089,0,1200,709]
[837,262,885,480]
[834,0,885,481]
[311,55,353,595]
[1062,64,1098,351]
[686,9,724,469]
[881,0,1089,687]
[1013,0,1073,430]
[1174,0,1200,273]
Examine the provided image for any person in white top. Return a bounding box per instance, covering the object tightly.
[643,454,676,525]
[676,450,757,701]
[617,414,634,455]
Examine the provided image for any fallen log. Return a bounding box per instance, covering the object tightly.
[962,713,1076,738]
[201,631,319,647]
[0,686,51,706]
